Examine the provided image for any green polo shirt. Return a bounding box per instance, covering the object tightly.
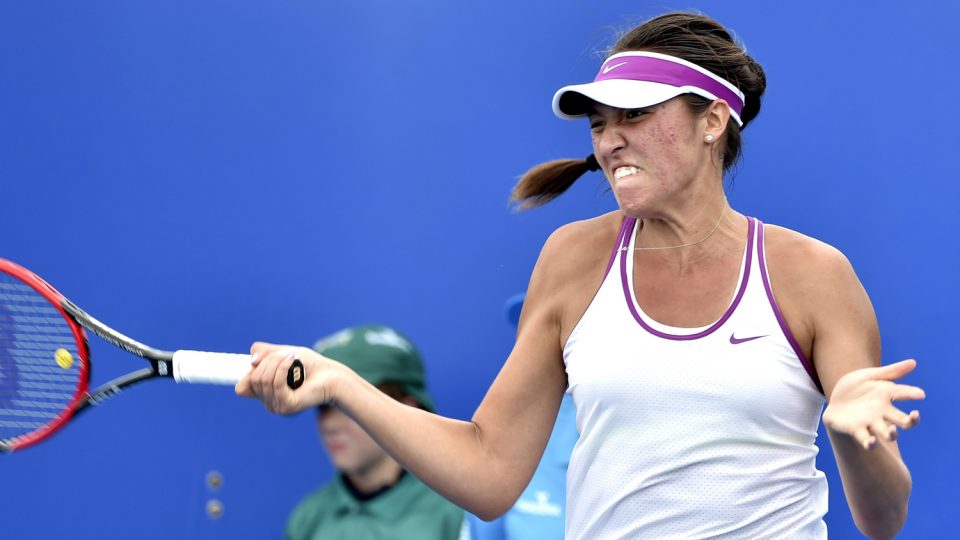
[286,472,465,540]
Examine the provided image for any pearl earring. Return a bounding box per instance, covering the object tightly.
[705,134,715,143]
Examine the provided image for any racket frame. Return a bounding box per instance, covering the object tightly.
[0,259,177,452]
[1,258,300,453]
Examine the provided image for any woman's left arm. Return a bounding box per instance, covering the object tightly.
[806,244,925,540]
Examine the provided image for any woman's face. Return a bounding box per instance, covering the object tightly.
[588,97,716,217]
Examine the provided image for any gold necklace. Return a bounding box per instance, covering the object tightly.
[631,209,726,251]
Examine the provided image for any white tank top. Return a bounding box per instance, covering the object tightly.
[563,217,828,539]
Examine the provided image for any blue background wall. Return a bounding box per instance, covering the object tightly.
[1,1,956,538]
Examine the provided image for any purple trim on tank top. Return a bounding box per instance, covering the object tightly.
[605,217,634,278]
[619,216,754,340]
[756,222,824,394]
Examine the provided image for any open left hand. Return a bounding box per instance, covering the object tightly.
[822,359,925,450]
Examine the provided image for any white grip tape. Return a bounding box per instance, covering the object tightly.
[172,350,252,385]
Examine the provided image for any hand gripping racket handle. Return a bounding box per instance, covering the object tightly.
[287,358,305,389]
[172,351,304,389]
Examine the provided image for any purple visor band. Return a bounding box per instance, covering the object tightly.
[553,52,746,125]
[595,53,744,116]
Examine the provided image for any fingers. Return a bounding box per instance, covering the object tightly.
[891,384,926,402]
[825,360,925,451]
[869,418,897,443]
[270,350,299,413]
[237,344,342,415]
[853,426,876,450]
[247,350,274,409]
[234,342,277,397]
[250,341,286,360]
[255,349,297,413]
[855,421,898,449]
[235,376,252,397]
[236,343,301,414]
[865,358,917,382]
[853,405,922,450]
[883,407,921,430]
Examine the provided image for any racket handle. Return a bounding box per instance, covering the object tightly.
[173,351,304,389]
[173,351,251,385]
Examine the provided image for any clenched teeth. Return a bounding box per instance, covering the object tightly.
[614,166,640,180]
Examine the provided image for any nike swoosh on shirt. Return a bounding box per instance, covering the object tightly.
[729,333,767,345]
[602,61,628,74]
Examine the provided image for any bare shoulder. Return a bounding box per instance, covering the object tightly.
[762,223,877,378]
[543,210,624,251]
[526,210,626,342]
[535,210,624,283]
[763,223,857,285]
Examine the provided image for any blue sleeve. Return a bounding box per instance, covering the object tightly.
[467,513,506,540]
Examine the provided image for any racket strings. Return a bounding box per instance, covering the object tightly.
[0,277,83,442]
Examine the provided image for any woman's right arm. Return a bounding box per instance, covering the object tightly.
[236,224,589,519]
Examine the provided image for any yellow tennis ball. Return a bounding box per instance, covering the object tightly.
[55,348,73,369]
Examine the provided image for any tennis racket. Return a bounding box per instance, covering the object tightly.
[0,258,304,452]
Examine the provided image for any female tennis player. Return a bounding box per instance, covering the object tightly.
[238,12,924,539]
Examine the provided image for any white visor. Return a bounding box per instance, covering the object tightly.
[552,51,745,127]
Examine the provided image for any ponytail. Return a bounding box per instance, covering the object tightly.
[510,154,600,210]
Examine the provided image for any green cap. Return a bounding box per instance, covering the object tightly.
[312,325,435,412]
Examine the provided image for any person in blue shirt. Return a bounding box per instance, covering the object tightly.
[468,395,576,539]
[468,294,578,540]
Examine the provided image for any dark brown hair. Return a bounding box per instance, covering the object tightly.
[510,12,767,210]
[375,381,424,409]
[317,382,426,414]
